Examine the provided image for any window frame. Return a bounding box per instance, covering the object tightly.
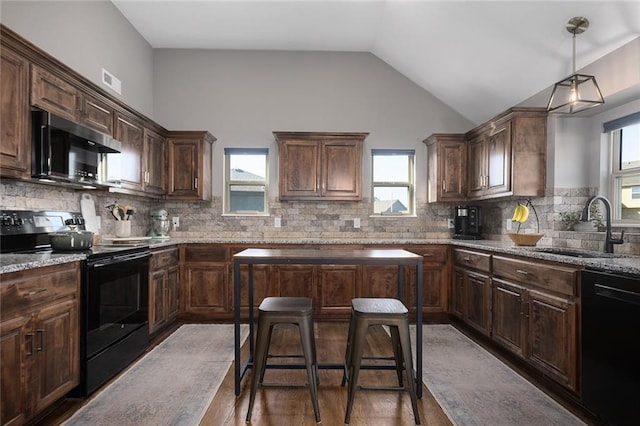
[223,148,269,216]
[605,112,640,226]
[371,149,416,216]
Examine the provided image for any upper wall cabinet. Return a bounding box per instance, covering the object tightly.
[166,131,216,201]
[31,65,80,122]
[466,108,547,200]
[424,134,466,203]
[274,131,368,201]
[0,44,30,179]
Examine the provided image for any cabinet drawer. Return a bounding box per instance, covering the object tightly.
[184,244,227,262]
[0,262,80,318]
[407,245,448,263]
[453,248,491,273]
[493,255,579,296]
[150,247,179,270]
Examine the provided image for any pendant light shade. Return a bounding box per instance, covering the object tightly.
[547,17,604,114]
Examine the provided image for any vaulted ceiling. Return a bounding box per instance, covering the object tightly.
[112,1,640,124]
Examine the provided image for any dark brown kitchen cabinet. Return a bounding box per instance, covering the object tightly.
[466,108,547,200]
[402,245,450,317]
[113,112,145,193]
[451,248,492,336]
[31,65,79,122]
[0,45,30,179]
[0,262,80,426]
[424,134,467,203]
[181,244,228,320]
[149,247,180,335]
[166,131,216,201]
[80,94,113,136]
[274,131,367,201]
[491,255,579,392]
[317,265,360,316]
[143,128,166,196]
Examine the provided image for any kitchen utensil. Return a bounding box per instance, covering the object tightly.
[117,206,126,221]
[50,228,94,250]
[80,193,100,233]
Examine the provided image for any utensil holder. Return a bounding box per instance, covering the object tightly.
[114,221,131,238]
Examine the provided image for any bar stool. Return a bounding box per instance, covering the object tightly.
[245,296,321,423]
[341,297,420,425]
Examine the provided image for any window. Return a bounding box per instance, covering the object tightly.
[605,112,640,223]
[371,149,415,215]
[224,148,268,215]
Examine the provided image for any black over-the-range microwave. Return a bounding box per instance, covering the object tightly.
[31,108,122,189]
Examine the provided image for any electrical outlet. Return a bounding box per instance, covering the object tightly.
[506,219,512,231]
[172,216,179,229]
[353,218,361,229]
[447,218,455,229]
[274,217,281,228]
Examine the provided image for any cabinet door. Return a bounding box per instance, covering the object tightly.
[362,265,398,298]
[451,268,465,319]
[527,289,577,391]
[80,95,113,135]
[485,121,511,195]
[166,134,213,201]
[31,299,79,414]
[149,270,167,335]
[114,113,144,192]
[317,265,359,316]
[492,278,527,358]
[166,265,180,321]
[0,47,30,179]
[183,263,228,314]
[467,135,486,198]
[278,139,321,199]
[465,271,491,335]
[274,265,315,298]
[322,140,362,200]
[144,128,165,195]
[235,264,273,317]
[439,141,466,201]
[31,66,79,121]
[0,315,29,426]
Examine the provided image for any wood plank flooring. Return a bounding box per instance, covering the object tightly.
[202,322,451,425]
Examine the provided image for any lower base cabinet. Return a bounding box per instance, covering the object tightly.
[1,262,80,426]
[149,247,180,335]
[491,255,579,392]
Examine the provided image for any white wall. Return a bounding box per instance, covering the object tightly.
[0,0,155,118]
[153,49,474,199]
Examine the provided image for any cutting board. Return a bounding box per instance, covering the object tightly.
[80,193,100,233]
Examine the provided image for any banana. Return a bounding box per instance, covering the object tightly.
[511,203,529,223]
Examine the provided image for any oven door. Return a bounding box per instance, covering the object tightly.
[79,249,150,395]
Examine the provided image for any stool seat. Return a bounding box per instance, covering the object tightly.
[259,296,313,313]
[342,297,420,425]
[352,297,408,315]
[246,296,320,423]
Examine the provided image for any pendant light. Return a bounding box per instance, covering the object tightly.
[547,16,604,114]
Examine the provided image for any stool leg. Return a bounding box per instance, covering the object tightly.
[398,321,421,425]
[259,323,275,384]
[345,318,368,425]
[341,312,356,387]
[390,325,404,387]
[299,316,321,422]
[246,316,271,422]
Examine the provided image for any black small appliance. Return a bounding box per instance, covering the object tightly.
[453,205,483,240]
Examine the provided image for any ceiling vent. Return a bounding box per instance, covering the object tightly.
[102,68,122,95]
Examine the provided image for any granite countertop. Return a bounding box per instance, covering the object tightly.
[2,238,639,276]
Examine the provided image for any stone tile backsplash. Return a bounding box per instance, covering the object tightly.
[1,181,638,255]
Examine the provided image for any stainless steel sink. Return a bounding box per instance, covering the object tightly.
[530,248,619,258]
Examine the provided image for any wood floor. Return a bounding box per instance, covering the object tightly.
[38,322,450,426]
[201,322,450,425]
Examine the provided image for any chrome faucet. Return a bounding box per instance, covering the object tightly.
[580,195,625,253]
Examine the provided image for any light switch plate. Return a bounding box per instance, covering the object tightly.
[274,217,281,228]
[172,216,179,228]
[506,219,512,231]
[353,218,361,228]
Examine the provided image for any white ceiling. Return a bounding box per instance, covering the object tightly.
[112,1,640,124]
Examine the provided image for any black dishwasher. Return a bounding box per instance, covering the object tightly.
[581,269,640,425]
